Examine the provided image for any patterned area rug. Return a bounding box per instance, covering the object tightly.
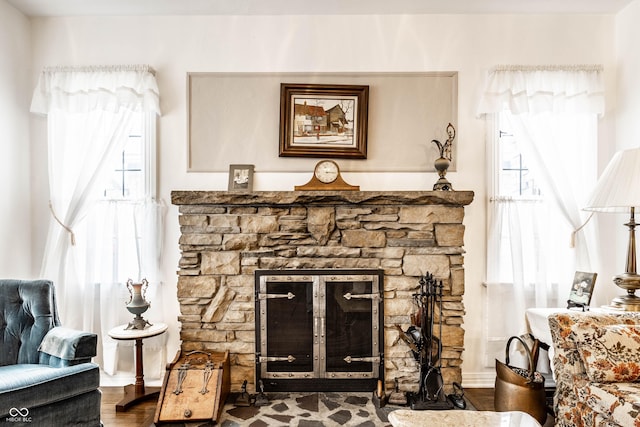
[217,392,474,427]
[219,392,393,427]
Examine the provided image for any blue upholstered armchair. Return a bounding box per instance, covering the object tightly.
[0,279,101,426]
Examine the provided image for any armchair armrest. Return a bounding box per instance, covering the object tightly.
[37,326,97,367]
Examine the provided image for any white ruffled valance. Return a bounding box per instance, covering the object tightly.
[30,65,161,115]
[477,65,604,116]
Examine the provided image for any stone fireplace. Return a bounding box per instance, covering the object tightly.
[172,190,474,394]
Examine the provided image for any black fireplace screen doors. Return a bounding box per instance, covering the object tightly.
[255,269,384,392]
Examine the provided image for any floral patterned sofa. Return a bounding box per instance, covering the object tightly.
[548,311,640,427]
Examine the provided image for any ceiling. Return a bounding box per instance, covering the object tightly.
[6,0,636,17]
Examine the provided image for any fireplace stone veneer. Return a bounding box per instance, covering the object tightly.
[171,190,474,394]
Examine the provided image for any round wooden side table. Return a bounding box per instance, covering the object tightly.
[108,322,168,412]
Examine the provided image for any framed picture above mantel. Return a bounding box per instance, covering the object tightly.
[187,72,457,173]
[279,83,369,159]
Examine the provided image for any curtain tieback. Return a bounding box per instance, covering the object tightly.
[48,201,76,246]
[570,212,594,248]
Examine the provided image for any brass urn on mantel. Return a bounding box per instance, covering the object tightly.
[431,123,456,191]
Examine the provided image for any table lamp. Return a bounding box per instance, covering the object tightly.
[584,147,640,311]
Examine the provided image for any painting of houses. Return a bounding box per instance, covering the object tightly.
[292,98,356,146]
[280,83,368,158]
[294,102,327,136]
[326,103,352,135]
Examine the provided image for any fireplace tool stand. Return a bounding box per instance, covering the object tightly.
[407,273,454,410]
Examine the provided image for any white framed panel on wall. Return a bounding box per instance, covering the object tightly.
[187,72,457,173]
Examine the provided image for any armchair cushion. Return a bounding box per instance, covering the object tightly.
[38,326,97,364]
[576,382,640,427]
[572,323,640,383]
[0,362,99,416]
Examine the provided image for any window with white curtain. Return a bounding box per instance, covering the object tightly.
[478,65,604,367]
[94,112,157,285]
[30,65,166,383]
[489,112,586,303]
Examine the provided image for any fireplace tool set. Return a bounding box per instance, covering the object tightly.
[234,379,270,407]
[396,272,465,410]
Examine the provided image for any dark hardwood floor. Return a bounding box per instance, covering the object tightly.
[100,387,157,427]
[100,386,555,427]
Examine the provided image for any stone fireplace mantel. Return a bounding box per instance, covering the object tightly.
[172,190,474,207]
[172,190,474,393]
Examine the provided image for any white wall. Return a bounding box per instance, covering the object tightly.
[27,13,617,386]
[616,0,640,148]
[0,1,32,277]
[607,0,640,307]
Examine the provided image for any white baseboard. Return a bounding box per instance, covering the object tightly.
[460,371,496,388]
[99,370,162,387]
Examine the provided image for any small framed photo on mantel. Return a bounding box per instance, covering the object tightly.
[228,164,254,191]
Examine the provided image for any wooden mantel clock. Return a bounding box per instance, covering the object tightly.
[295,160,360,191]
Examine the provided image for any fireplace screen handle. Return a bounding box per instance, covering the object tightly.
[343,292,379,301]
[259,355,297,363]
[259,292,295,300]
[343,356,380,364]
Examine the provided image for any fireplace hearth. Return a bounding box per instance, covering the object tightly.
[255,269,384,392]
[172,190,473,394]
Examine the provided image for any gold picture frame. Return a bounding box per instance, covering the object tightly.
[279,83,369,159]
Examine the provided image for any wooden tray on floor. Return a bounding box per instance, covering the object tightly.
[154,350,230,424]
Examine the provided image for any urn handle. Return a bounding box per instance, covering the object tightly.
[126,278,149,303]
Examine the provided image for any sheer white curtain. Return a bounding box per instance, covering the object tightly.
[30,65,166,379]
[478,65,604,365]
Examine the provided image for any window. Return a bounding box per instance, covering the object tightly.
[102,112,156,201]
[490,112,577,294]
[87,111,158,286]
[480,66,602,366]
[497,129,540,198]
[488,110,598,306]
[33,66,164,382]
[485,110,599,365]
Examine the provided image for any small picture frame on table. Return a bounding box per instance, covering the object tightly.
[228,164,254,191]
[567,271,597,311]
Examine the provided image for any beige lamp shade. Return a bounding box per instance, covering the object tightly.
[584,147,640,213]
[584,147,640,311]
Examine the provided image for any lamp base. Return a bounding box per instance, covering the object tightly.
[609,272,640,311]
[609,294,640,311]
